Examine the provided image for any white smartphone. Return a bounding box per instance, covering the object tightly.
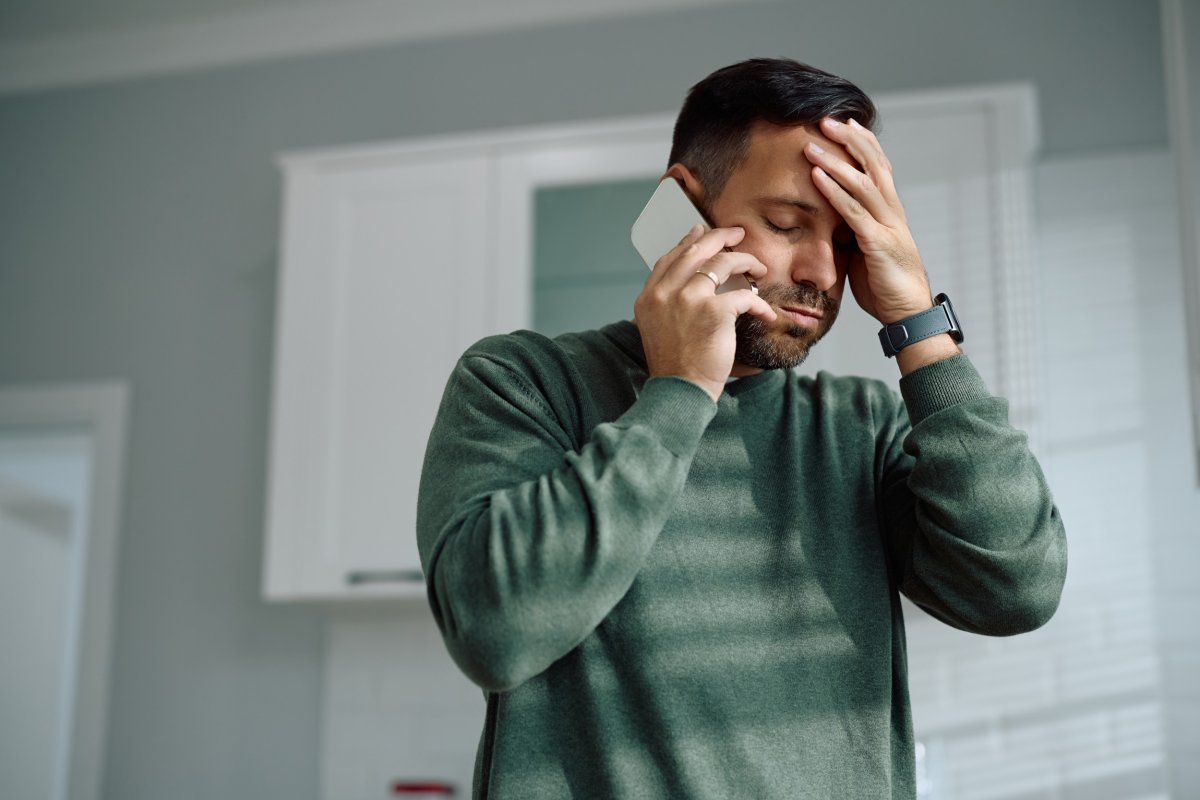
[630,179,756,294]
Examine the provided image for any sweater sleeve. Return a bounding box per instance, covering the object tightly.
[878,355,1067,635]
[416,348,717,692]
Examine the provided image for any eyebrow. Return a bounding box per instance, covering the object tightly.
[755,196,822,216]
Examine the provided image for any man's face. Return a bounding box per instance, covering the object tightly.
[705,122,860,371]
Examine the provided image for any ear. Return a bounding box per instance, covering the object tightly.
[663,163,708,209]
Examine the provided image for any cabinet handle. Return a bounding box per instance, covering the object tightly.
[345,569,424,585]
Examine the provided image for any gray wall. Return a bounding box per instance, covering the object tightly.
[1158,3,1200,795]
[0,2,1171,798]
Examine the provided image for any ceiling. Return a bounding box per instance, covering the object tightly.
[0,0,296,42]
[0,0,756,95]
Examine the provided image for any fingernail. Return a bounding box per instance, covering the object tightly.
[849,118,864,130]
[808,143,825,155]
[824,118,842,127]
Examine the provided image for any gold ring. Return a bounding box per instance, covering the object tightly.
[696,270,720,289]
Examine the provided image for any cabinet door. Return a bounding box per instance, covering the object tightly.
[264,154,491,600]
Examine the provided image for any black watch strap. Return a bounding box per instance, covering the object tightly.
[878,293,963,358]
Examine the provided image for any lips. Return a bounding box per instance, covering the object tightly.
[779,305,824,326]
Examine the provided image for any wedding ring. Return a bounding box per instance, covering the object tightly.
[697,270,721,289]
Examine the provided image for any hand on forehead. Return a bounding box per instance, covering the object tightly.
[732,123,858,219]
[745,122,860,187]
[805,125,859,168]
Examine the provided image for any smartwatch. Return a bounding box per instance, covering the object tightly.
[878,293,963,358]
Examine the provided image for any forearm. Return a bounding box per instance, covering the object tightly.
[418,365,715,691]
[885,355,1067,634]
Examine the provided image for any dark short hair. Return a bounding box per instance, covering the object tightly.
[669,58,877,207]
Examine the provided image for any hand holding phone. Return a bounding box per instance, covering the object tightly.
[628,179,775,400]
[631,179,757,295]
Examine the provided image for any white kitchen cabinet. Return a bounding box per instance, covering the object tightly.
[264,150,493,600]
[264,87,1039,601]
[263,118,682,601]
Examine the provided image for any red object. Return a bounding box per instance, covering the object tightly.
[391,782,455,796]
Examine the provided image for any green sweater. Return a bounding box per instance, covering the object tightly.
[416,320,1066,799]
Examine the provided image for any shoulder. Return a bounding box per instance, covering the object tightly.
[462,328,563,372]
[461,321,642,386]
[454,322,642,425]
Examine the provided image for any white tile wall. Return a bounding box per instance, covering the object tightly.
[321,604,482,799]
[320,148,1187,800]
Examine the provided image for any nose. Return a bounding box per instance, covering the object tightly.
[790,239,840,292]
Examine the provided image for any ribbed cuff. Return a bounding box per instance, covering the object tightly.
[899,354,991,425]
[614,376,718,457]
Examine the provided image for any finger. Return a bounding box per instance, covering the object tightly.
[803,141,898,226]
[656,226,746,290]
[822,116,888,167]
[811,165,879,236]
[819,118,900,207]
[682,249,769,295]
[679,223,704,244]
[682,251,767,298]
[714,287,778,323]
[849,118,889,163]
[647,223,706,287]
[848,119,902,207]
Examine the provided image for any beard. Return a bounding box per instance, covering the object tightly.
[734,282,840,370]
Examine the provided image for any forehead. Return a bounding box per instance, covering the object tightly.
[729,122,855,193]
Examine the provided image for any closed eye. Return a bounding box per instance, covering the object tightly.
[765,220,800,236]
[766,217,857,252]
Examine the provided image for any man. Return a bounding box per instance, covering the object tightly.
[416,58,1067,799]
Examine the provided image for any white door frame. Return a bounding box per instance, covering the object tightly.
[0,382,129,800]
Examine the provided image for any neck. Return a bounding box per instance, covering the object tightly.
[729,361,763,379]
